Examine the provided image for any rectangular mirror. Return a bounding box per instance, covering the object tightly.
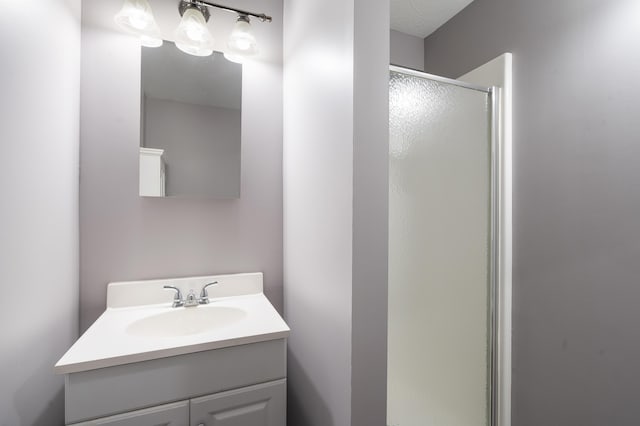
[139,42,242,198]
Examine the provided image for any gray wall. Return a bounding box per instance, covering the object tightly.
[352,1,390,424]
[390,29,424,71]
[423,0,640,424]
[283,0,389,424]
[0,0,80,424]
[144,97,241,198]
[80,0,283,331]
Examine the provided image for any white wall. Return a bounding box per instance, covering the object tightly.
[283,0,389,424]
[390,29,425,71]
[0,0,80,424]
[283,0,354,422]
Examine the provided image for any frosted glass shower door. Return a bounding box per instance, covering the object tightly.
[388,70,492,426]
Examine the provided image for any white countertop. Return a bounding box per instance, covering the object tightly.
[55,273,289,374]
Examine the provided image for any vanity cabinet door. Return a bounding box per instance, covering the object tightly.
[69,400,188,426]
[190,379,285,426]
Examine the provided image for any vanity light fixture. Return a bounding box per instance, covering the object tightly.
[114,0,272,61]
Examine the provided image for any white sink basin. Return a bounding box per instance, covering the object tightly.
[126,306,247,338]
[55,273,290,374]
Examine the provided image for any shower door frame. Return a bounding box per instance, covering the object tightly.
[389,65,507,426]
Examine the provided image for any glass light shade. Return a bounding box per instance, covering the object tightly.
[223,52,246,64]
[174,8,214,57]
[114,0,156,33]
[141,33,163,48]
[227,16,258,56]
[140,22,163,47]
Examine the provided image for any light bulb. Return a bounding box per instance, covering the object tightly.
[174,7,214,57]
[114,0,156,33]
[129,12,149,30]
[227,16,258,56]
[235,39,252,50]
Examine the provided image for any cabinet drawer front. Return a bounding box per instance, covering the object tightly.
[190,379,286,426]
[69,400,188,426]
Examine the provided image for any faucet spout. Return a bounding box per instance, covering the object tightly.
[184,289,199,307]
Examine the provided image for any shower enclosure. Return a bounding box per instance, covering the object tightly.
[387,66,502,426]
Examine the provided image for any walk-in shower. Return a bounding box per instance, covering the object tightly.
[387,65,504,426]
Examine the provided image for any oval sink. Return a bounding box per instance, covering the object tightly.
[126,306,246,338]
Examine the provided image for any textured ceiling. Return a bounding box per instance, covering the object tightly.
[391,0,475,38]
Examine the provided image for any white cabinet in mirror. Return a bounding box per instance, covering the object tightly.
[139,43,242,198]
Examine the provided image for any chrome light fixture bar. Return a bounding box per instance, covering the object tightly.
[187,0,272,23]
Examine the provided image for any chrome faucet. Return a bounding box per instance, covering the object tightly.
[199,281,218,304]
[163,281,219,308]
[163,285,184,308]
[185,289,199,307]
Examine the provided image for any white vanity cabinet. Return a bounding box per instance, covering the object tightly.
[65,339,287,426]
[56,273,289,426]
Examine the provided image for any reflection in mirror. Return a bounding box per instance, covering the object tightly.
[139,41,242,198]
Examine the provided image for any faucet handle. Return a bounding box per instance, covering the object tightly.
[163,285,184,307]
[199,281,219,304]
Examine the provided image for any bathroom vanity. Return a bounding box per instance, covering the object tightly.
[55,273,289,426]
